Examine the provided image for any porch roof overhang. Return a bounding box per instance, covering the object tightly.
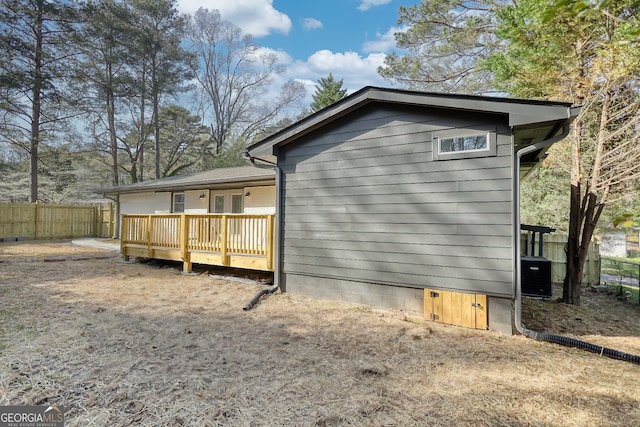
[246,86,580,174]
[101,166,276,195]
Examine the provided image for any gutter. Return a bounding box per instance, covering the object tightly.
[513,118,640,365]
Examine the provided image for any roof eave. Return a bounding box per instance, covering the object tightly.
[247,86,577,157]
[101,173,276,196]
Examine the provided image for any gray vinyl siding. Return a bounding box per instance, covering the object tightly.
[280,105,515,297]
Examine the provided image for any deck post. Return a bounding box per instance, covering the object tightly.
[220,215,229,266]
[121,215,128,260]
[266,214,275,270]
[180,214,192,272]
[146,215,153,258]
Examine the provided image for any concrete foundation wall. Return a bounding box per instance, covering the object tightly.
[487,296,513,335]
[284,273,425,314]
[284,273,514,334]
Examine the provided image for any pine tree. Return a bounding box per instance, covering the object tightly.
[310,73,347,112]
[0,0,77,201]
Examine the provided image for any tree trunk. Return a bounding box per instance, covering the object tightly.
[106,60,118,186]
[139,65,146,183]
[128,163,138,184]
[563,184,604,305]
[29,0,44,203]
[152,58,160,180]
[563,184,582,304]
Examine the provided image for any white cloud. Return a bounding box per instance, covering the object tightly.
[362,25,408,54]
[251,46,294,65]
[358,0,393,12]
[176,0,291,37]
[287,50,388,97]
[302,18,323,30]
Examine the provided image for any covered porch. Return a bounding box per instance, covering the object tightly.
[120,214,275,272]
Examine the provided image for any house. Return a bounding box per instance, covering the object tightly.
[104,166,277,272]
[105,166,276,217]
[246,86,579,334]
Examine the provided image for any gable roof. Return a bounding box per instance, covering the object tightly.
[103,166,275,195]
[247,86,580,161]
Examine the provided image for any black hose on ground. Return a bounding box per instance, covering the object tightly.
[523,329,640,365]
[243,282,278,311]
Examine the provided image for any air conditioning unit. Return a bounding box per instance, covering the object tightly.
[521,256,552,298]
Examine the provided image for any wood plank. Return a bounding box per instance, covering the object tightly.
[229,256,270,271]
[475,294,488,330]
[266,215,275,270]
[123,246,150,258]
[460,293,475,329]
[423,289,432,321]
[424,288,444,323]
[441,291,453,325]
[150,248,182,262]
[423,289,488,330]
[179,214,191,272]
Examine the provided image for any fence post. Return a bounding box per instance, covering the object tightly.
[109,203,115,238]
[92,204,98,237]
[33,202,38,240]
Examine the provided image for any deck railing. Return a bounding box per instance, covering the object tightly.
[121,213,275,272]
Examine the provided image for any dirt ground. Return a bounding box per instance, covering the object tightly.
[1,240,639,426]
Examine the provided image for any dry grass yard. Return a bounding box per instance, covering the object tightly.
[1,240,639,426]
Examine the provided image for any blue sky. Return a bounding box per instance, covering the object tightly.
[176,0,414,104]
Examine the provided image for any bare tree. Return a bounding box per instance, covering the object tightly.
[186,8,305,155]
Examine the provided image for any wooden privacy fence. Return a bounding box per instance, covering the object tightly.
[521,232,600,286]
[0,202,115,241]
[120,213,275,272]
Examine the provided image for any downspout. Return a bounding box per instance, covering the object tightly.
[241,154,282,310]
[513,122,640,365]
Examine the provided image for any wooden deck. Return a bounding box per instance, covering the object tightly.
[120,214,275,272]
